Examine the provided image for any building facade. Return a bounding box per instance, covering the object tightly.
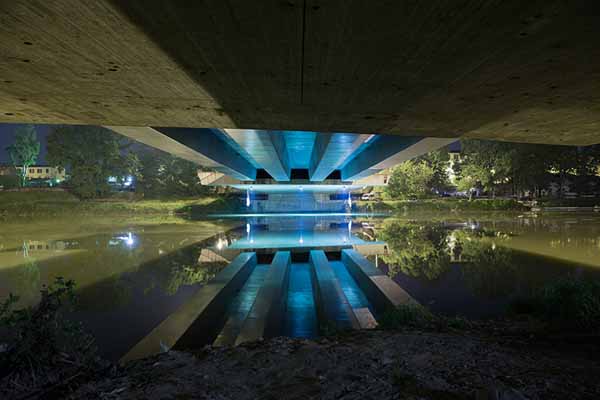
[15,165,66,181]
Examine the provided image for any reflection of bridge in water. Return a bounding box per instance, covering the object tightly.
[122,216,413,362]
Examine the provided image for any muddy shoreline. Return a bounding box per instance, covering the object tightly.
[63,328,600,400]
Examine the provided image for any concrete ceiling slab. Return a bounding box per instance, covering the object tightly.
[1,1,600,145]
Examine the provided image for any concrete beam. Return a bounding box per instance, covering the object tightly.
[108,126,256,181]
[309,133,370,181]
[223,129,290,181]
[341,136,456,181]
[121,252,256,362]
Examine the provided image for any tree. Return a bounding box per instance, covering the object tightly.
[136,149,208,198]
[5,125,40,187]
[418,148,451,193]
[47,126,139,199]
[456,140,515,198]
[386,160,435,199]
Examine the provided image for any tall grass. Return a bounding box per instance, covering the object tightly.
[510,278,600,331]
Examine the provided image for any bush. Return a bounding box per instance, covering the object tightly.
[508,278,600,331]
[536,278,600,331]
[0,278,103,394]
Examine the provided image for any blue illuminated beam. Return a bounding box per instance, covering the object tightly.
[108,126,257,181]
[223,129,290,181]
[342,136,457,181]
[309,133,371,181]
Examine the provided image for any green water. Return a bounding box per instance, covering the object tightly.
[1,211,599,359]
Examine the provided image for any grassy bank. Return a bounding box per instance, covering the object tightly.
[358,197,528,213]
[0,190,238,220]
[536,197,600,208]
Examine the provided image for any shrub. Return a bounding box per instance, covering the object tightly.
[508,277,600,332]
[0,278,102,390]
[536,278,600,331]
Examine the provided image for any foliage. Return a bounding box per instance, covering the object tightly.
[419,148,452,193]
[5,125,40,187]
[535,278,600,331]
[163,261,227,295]
[47,126,140,199]
[456,231,517,298]
[136,149,209,198]
[0,278,100,384]
[380,220,451,280]
[457,139,600,198]
[386,160,435,199]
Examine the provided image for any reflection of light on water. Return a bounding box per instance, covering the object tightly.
[125,232,134,247]
[246,190,251,207]
[112,232,137,248]
[216,238,224,250]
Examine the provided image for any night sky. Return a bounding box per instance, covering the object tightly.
[0,123,54,164]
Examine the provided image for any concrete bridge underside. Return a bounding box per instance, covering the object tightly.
[108,126,455,183]
[1,1,600,146]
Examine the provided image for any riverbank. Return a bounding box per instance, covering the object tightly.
[358,198,529,213]
[67,327,599,400]
[0,190,238,221]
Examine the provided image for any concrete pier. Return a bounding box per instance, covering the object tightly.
[236,251,292,344]
[309,250,360,332]
[341,249,415,313]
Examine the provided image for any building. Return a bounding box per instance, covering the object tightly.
[0,164,16,176]
[15,165,66,182]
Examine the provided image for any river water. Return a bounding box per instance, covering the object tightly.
[1,211,599,360]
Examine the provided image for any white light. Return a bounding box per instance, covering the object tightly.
[216,239,223,250]
[364,134,376,143]
[299,236,304,244]
[246,223,250,233]
[299,185,303,191]
[246,190,251,207]
[348,192,352,207]
[125,232,134,247]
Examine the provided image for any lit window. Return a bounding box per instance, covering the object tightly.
[37,168,42,173]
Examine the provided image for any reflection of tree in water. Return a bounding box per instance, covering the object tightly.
[163,261,228,295]
[380,220,524,297]
[380,220,451,280]
[453,230,517,298]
